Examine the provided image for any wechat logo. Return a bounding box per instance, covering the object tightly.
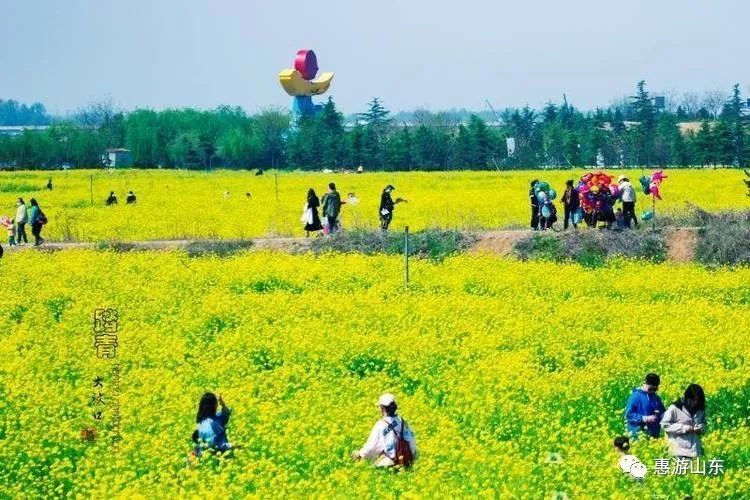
[619,455,648,479]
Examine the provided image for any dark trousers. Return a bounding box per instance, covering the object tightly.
[327,215,338,233]
[530,206,539,230]
[622,202,638,228]
[16,222,28,243]
[31,222,43,245]
[380,213,393,230]
[563,205,577,229]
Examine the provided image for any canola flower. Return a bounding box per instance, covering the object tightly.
[0,169,747,242]
[0,250,748,497]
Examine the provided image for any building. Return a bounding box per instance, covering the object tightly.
[0,125,50,136]
[104,148,133,167]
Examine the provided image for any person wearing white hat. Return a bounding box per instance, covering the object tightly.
[351,393,417,467]
[618,176,639,228]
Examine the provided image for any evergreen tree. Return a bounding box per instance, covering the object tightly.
[722,84,746,166]
[467,115,491,168]
[453,124,471,168]
[630,80,656,166]
[693,120,714,167]
[359,97,391,129]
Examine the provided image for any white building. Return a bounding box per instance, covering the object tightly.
[104,148,133,167]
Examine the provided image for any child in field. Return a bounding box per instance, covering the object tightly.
[615,208,625,229]
[0,216,14,246]
[614,436,637,473]
[192,393,233,458]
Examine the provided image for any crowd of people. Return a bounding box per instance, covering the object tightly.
[0,197,47,254]
[301,183,407,236]
[0,184,141,258]
[530,175,642,231]
[188,374,708,473]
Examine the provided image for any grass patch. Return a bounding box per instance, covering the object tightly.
[309,229,476,262]
[684,206,750,266]
[514,229,667,266]
[183,239,255,257]
[0,182,39,193]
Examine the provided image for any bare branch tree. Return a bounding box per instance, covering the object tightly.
[662,88,680,113]
[702,90,729,120]
[680,91,701,116]
[73,98,120,128]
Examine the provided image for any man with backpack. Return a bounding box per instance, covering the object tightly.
[351,393,417,468]
[321,182,342,234]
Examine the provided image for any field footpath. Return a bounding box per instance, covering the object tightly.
[4,228,700,262]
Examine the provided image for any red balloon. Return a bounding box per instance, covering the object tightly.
[294,49,319,80]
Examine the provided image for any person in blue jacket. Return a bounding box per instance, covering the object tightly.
[625,373,666,438]
[192,392,233,456]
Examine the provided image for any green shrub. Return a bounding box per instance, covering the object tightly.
[0,183,38,193]
[183,240,254,257]
[310,229,476,262]
[513,229,667,265]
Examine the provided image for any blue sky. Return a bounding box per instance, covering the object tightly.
[2,0,749,114]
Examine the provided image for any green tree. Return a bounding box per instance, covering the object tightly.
[722,84,746,166]
[630,80,656,166]
[467,115,491,168]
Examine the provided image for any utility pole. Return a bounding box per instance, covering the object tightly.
[404,226,410,286]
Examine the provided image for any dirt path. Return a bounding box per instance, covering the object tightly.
[3,228,700,261]
[2,236,314,254]
[665,228,699,263]
[470,229,531,256]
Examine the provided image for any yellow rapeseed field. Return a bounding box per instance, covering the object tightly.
[0,250,748,497]
[1,169,747,241]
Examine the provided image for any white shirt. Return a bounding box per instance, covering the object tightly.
[358,416,417,467]
[620,182,636,202]
[16,204,27,224]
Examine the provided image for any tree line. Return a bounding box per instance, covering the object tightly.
[0,81,747,170]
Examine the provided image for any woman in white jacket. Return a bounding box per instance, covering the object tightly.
[660,384,706,458]
[15,198,28,245]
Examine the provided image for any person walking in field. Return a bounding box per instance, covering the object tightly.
[625,373,666,439]
[15,198,28,245]
[561,180,579,229]
[661,384,706,458]
[618,176,639,228]
[46,178,53,190]
[192,392,234,457]
[379,185,407,231]
[126,191,137,204]
[302,188,323,237]
[529,180,540,230]
[351,393,417,468]
[28,198,46,246]
[106,191,118,206]
[321,182,341,235]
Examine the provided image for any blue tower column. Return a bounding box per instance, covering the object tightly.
[291,96,315,129]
